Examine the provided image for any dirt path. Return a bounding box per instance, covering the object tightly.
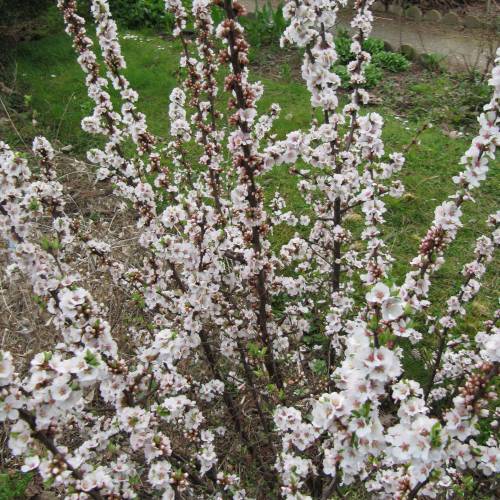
[242,1,498,72]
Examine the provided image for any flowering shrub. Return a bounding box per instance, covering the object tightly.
[0,0,499,498]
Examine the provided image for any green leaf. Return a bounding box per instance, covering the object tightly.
[28,198,40,211]
[40,237,60,251]
[311,359,327,376]
[131,291,145,309]
[430,421,442,448]
[157,406,170,418]
[84,350,100,367]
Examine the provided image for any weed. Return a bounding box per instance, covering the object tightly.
[92,0,178,30]
[372,51,411,72]
[334,32,353,64]
[364,63,384,88]
[280,62,291,81]
[332,30,410,87]
[420,52,446,73]
[0,472,32,499]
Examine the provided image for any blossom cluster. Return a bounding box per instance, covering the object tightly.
[1,0,499,498]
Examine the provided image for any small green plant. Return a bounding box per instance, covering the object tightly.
[420,52,446,73]
[332,64,349,88]
[335,33,388,63]
[334,30,353,64]
[0,472,32,499]
[240,2,286,48]
[311,358,328,375]
[333,63,383,89]
[362,37,385,55]
[364,64,384,89]
[372,51,411,72]
[333,33,409,86]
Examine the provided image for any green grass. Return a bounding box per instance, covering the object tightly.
[6,29,182,152]
[379,71,492,130]
[2,26,499,377]
[0,472,32,499]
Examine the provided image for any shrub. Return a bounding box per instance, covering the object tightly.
[362,36,385,55]
[334,29,353,64]
[372,51,411,72]
[240,1,287,48]
[420,52,447,73]
[0,0,52,24]
[364,62,384,87]
[0,0,499,498]
[333,63,350,87]
[335,63,383,90]
[333,30,409,87]
[108,0,171,28]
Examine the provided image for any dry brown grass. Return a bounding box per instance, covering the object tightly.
[0,146,144,490]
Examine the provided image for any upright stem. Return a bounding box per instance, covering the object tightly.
[178,35,223,214]
[222,0,283,389]
[424,254,487,400]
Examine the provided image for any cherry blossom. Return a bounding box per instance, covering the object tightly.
[0,0,498,498]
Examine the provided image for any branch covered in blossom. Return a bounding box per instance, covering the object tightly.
[1,1,499,498]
